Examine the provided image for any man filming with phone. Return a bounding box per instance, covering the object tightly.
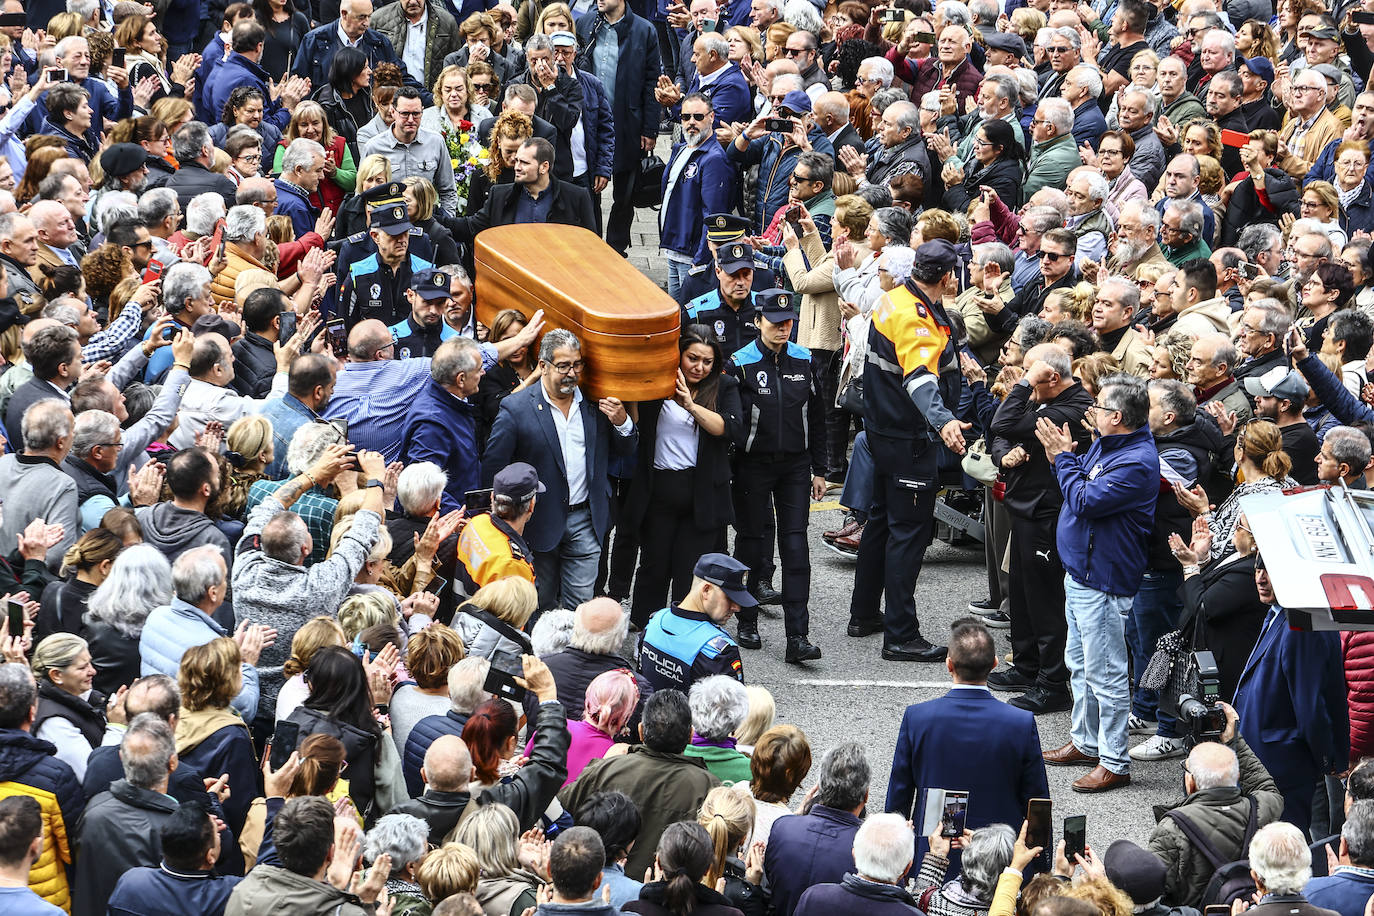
[1145,703,1284,907]
[456,462,540,593]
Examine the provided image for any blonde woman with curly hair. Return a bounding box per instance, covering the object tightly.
[1072,351,1123,396]
[1147,330,1197,380]
[276,616,347,721]
[470,108,532,214]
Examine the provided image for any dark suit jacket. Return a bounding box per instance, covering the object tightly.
[481,385,639,554]
[622,375,742,533]
[576,7,661,172]
[5,378,66,451]
[828,124,866,163]
[453,177,597,241]
[886,687,1049,866]
[1234,608,1348,790]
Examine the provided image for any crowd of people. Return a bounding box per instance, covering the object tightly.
[0,0,1370,914]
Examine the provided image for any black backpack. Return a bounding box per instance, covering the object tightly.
[1164,795,1260,907]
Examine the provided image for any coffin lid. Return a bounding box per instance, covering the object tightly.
[474,224,680,335]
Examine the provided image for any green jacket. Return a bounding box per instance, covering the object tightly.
[1025,133,1081,199]
[684,742,753,786]
[1164,92,1208,128]
[1147,737,1284,907]
[1164,236,1212,266]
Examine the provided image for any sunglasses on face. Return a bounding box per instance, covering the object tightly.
[681,111,709,121]
[1038,250,1068,261]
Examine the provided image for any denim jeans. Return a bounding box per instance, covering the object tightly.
[1065,574,1133,775]
[667,259,692,301]
[533,505,600,611]
[839,431,873,516]
[1127,568,1183,737]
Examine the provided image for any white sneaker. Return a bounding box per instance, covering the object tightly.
[1130,734,1186,761]
[1128,714,1158,736]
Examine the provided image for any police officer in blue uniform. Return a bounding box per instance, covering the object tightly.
[728,291,825,664]
[338,203,435,329]
[389,268,461,359]
[638,552,754,693]
[331,182,437,264]
[681,241,760,357]
[675,213,779,304]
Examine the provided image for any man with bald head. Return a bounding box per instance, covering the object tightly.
[330,314,541,460]
[167,331,293,449]
[391,656,571,835]
[813,91,864,161]
[27,201,81,279]
[529,597,654,726]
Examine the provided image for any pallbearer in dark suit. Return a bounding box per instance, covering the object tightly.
[886,618,1050,868]
[481,328,639,610]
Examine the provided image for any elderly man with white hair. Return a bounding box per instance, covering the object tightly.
[139,545,273,722]
[1025,97,1079,198]
[1065,168,1112,266]
[0,399,78,570]
[28,199,81,276]
[1146,709,1284,906]
[855,57,894,100]
[62,409,129,533]
[1246,823,1328,915]
[273,137,327,240]
[1279,68,1344,181]
[526,595,653,726]
[1118,88,1167,191]
[684,675,751,783]
[794,813,921,915]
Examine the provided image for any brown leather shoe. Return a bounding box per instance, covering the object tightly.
[1072,765,1131,793]
[823,516,863,542]
[835,524,864,550]
[1043,742,1099,766]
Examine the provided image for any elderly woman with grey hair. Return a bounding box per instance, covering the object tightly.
[83,544,173,696]
[683,675,752,785]
[911,822,1016,916]
[364,813,432,913]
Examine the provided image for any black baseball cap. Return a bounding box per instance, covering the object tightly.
[692,553,757,607]
[493,462,546,502]
[411,267,452,300]
[757,289,797,322]
[716,242,754,273]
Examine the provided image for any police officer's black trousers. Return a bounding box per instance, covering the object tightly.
[848,434,938,646]
[734,452,811,639]
[630,468,718,629]
[1007,511,1069,688]
[728,455,776,582]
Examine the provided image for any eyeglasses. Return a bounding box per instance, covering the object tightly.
[1037,250,1068,261]
[1047,45,1074,54]
[395,110,422,120]
[549,359,585,374]
[471,81,493,89]
[1292,85,1325,94]
[782,47,807,56]
[789,173,815,184]
[1098,147,1124,157]
[1085,402,1119,414]
[776,108,801,119]
[96,441,124,451]
[681,111,709,121]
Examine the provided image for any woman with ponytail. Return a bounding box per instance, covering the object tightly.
[697,787,766,916]
[34,529,121,644]
[1173,418,1297,562]
[238,733,356,864]
[465,696,573,834]
[625,821,743,916]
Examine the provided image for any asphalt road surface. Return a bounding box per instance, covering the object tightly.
[616,182,1183,856]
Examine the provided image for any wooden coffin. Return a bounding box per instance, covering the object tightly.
[474,224,680,400]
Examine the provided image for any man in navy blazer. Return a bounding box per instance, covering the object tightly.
[887,618,1050,868]
[1234,559,1348,833]
[481,328,638,610]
